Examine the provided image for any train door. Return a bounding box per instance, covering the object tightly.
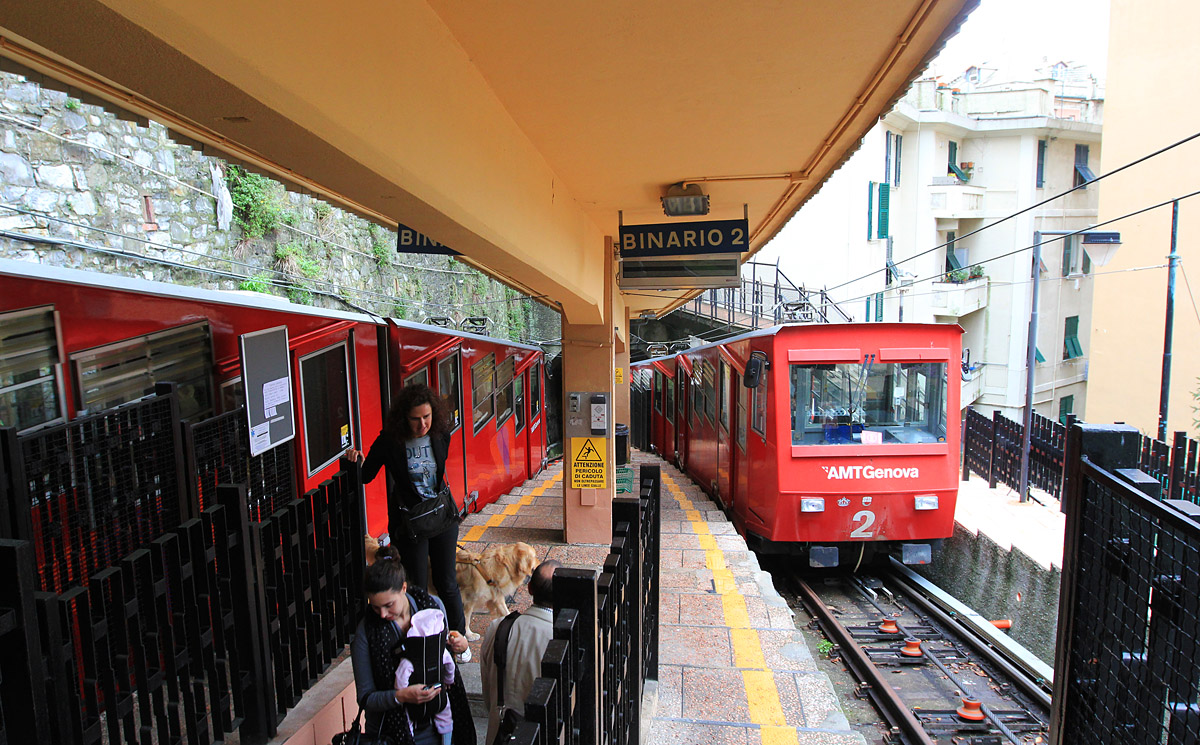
[675,359,689,469]
[512,365,529,482]
[526,361,546,475]
[663,370,676,463]
[434,351,469,511]
[732,368,749,530]
[716,359,733,506]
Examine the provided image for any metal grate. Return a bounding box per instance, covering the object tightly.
[15,391,181,594]
[1059,457,1200,742]
[185,407,294,521]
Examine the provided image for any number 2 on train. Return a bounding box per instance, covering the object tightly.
[850,510,876,538]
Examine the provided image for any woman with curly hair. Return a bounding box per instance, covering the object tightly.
[348,383,467,640]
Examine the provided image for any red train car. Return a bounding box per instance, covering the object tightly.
[0,260,546,537]
[635,322,961,568]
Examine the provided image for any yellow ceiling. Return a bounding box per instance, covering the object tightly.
[0,0,974,322]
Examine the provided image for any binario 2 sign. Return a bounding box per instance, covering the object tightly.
[821,465,920,480]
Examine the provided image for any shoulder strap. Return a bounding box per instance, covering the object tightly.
[493,611,523,708]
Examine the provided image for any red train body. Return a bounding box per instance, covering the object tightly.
[0,261,546,536]
[636,323,961,568]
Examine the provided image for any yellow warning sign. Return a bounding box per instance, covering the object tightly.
[615,367,624,385]
[571,437,607,489]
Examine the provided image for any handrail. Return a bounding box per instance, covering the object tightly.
[684,261,850,328]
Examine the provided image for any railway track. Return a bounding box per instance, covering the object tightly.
[772,558,1052,744]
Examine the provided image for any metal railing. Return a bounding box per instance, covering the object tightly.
[512,465,661,745]
[0,388,366,744]
[684,260,851,329]
[1051,423,1200,743]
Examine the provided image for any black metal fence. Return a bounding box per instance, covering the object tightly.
[514,464,661,745]
[961,408,1071,500]
[0,386,366,744]
[1051,424,1200,743]
[962,407,1200,507]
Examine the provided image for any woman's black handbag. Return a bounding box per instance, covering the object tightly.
[401,485,460,540]
[331,706,392,745]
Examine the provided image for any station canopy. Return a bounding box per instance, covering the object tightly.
[1,0,974,323]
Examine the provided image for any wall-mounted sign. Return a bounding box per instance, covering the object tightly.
[239,326,296,456]
[618,219,749,258]
[570,436,607,489]
[397,222,460,255]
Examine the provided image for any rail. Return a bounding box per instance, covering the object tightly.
[0,388,366,744]
[510,464,661,745]
[683,260,852,329]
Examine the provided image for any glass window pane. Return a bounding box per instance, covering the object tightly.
[496,357,515,425]
[513,376,525,432]
[665,376,675,424]
[0,378,61,432]
[736,373,748,451]
[471,353,495,432]
[789,362,948,446]
[439,354,462,432]
[720,362,731,431]
[529,362,541,417]
[300,343,352,475]
[751,369,767,436]
[405,368,429,387]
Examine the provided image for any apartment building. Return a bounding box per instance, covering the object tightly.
[763,63,1105,422]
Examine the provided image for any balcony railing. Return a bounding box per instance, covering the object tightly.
[931,276,988,317]
[929,180,986,218]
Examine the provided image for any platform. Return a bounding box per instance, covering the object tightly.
[953,474,1065,572]
[269,453,866,745]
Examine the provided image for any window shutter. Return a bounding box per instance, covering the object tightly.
[894,134,903,185]
[884,132,892,184]
[876,182,890,238]
[866,181,874,240]
[948,140,958,171]
[1062,238,1073,276]
[1075,144,1088,166]
[1035,347,1046,364]
[1036,139,1047,188]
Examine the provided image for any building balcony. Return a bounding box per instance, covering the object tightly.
[931,276,988,318]
[929,179,986,219]
[962,364,983,407]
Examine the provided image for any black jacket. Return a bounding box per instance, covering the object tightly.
[361,430,452,513]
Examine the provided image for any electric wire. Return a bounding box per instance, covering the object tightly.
[825,128,1200,294]
[1179,260,1200,329]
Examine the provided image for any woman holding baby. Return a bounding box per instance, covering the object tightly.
[351,544,474,745]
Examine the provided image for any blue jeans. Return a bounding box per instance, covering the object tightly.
[396,521,466,635]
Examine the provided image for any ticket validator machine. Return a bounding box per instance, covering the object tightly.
[565,391,610,503]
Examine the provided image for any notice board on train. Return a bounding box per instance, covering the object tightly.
[240,325,296,456]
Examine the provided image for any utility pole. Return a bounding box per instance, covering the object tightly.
[1158,200,1180,441]
[1018,233,1043,503]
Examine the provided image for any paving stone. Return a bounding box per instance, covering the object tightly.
[659,625,732,667]
[681,667,750,720]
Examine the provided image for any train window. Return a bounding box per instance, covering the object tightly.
[529,362,541,418]
[789,361,948,446]
[405,368,430,387]
[719,362,730,432]
[736,372,748,451]
[751,369,767,437]
[439,353,462,432]
[654,371,663,413]
[496,356,515,426]
[220,376,245,412]
[691,363,703,426]
[471,353,495,433]
[704,361,717,424]
[0,305,65,434]
[513,375,525,433]
[665,376,675,424]
[72,321,214,419]
[299,342,353,476]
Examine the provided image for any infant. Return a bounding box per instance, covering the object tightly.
[394,608,456,744]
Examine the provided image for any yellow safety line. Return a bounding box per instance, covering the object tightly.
[661,471,798,745]
[462,471,563,543]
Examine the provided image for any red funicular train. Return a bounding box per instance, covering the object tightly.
[0,260,548,536]
[635,322,961,568]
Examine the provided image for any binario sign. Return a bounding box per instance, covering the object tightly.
[821,465,920,480]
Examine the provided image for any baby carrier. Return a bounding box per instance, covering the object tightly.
[393,609,449,725]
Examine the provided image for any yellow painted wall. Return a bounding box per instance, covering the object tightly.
[1090,0,1200,436]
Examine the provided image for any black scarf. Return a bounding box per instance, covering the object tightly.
[362,587,476,745]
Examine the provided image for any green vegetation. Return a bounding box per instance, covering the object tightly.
[313,201,332,222]
[226,165,283,239]
[369,223,390,267]
[817,639,835,658]
[239,272,273,293]
[274,242,321,305]
[64,98,81,112]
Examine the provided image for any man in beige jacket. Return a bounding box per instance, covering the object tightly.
[480,560,560,744]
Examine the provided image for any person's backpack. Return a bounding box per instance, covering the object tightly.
[491,611,524,745]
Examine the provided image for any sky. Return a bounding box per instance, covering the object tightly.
[926,0,1110,81]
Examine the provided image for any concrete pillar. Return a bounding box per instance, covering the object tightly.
[614,310,631,466]
[561,240,616,544]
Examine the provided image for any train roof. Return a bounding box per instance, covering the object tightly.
[0,258,541,353]
[633,321,962,365]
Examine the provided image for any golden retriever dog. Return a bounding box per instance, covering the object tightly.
[456,542,538,640]
[364,534,380,564]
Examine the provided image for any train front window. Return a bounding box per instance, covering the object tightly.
[789,361,947,445]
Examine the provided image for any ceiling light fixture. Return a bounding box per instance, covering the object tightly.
[661,182,710,217]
